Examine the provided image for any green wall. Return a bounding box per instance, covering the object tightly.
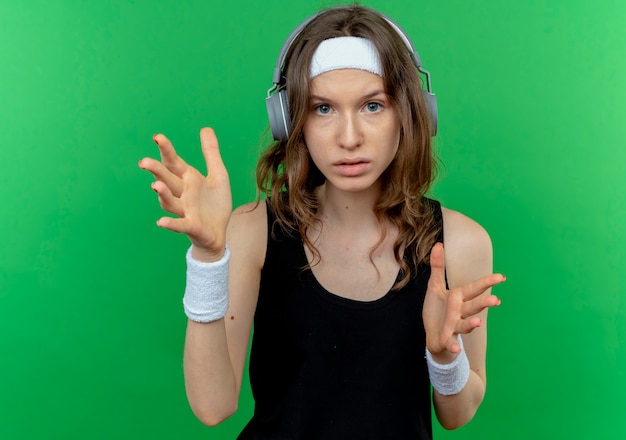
[1,0,624,438]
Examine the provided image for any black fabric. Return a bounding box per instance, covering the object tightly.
[238,199,443,440]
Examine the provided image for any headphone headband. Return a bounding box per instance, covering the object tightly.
[266,6,437,141]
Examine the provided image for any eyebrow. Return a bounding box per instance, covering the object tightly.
[309,89,387,102]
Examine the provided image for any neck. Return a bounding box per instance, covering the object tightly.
[309,182,398,259]
[315,182,381,229]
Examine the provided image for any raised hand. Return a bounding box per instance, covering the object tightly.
[138,128,232,261]
[422,242,505,360]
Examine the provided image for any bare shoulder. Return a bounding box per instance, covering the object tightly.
[440,207,493,287]
[440,207,491,250]
[230,200,268,227]
[227,200,268,269]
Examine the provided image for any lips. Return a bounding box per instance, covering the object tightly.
[334,157,363,164]
[333,158,370,176]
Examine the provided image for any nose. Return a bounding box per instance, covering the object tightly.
[337,113,363,150]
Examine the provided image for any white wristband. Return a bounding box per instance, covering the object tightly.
[426,335,470,396]
[183,245,230,323]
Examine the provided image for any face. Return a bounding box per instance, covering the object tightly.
[302,69,401,195]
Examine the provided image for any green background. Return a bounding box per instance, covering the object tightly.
[1,0,624,438]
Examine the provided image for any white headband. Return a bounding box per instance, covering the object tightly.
[309,36,383,79]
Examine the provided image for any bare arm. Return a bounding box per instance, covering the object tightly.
[423,208,505,429]
[139,128,266,426]
[183,202,266,425]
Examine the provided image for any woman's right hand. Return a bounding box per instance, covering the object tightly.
[138,127,232,262]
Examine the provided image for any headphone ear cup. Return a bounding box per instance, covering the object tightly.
[422,90,437,136]
[266,89,291,141]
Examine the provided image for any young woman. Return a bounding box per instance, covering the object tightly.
[139,5,505,439]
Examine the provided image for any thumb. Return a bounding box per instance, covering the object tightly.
[428,242,446,289]
[199,127,227,178]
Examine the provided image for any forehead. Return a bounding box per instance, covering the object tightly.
[309,69,385,97]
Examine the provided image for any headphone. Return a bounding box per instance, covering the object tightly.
[265,6,438,142]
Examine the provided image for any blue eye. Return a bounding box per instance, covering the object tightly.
[365,102,382,112]
[315,104,332,115]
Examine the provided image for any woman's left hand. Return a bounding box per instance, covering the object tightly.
[422,242,505,362]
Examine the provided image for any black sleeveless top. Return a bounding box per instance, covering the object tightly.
[238,199,443,440]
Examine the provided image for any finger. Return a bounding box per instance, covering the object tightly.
[460,273,506,302]
[199,127,228,181]
[445,334,464,355]
[461,293,501,319]
[153,133,191,178]
[152,181,184,217]
[455,316,484,335]
[140,158,184,199]
[140,141,185,197]
[156,215,192,235]
[139,157,180,188]
[427,242,447,290]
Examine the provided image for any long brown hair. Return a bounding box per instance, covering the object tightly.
[256,5,441,288]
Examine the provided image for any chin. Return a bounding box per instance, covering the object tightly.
[326,177,382,194]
